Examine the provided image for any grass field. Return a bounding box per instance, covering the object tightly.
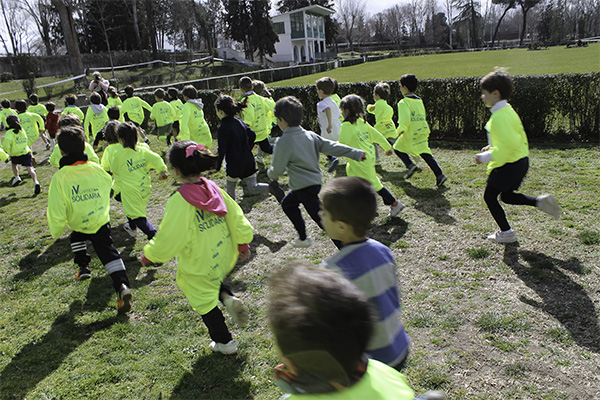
[0,137,598,399]
[271,44,600,86]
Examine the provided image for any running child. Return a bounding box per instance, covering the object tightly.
[107,86,125,122]
[149,88,175,145]
[250,79,275,161]
[121,85,151,144]
[168,87,184,145]
[93,106,121,149]
[268,263,415,399]
[47,125,132,314]
[140,140,253,355]
[105,122,167,240]
[28,94,51,148]
[15,99,45,149]
[476,70,561,243]
[61,94,84,121]
[49,114,100,168]
[320,177,410,370]
[367,82,397,160]
[267,96,365,248]
[0,99,15,130]
[179,85,212,148]
[3,114,40,193]
[316,77,343,173]
[45,102,59,148]
[214,95,269,201]
[339,95,404,217]
[84,92,109,144]
[239,77,272,157]
[394,74,447,186]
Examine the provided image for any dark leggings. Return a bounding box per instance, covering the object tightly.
[395,151,443,177]
[200,284,235,344]
[377,187,396,206]
[484,157,537,231]
[281,185,323,241]
[255,138,273,154]
[127,217,157,239]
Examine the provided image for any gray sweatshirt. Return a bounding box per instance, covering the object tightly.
[267,125,364,190]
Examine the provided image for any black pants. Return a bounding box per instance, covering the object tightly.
[70,223,129,292]
[377,188,396,206]
[127,216,157,239]
[395,151,443,177]
[200,284,234,344]
[484,157,537,231]
[281,185,323,241]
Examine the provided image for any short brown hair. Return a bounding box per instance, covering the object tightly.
[399,74,418,92]
[481,70,512,100]
[269,263,374,378]
[154,88,165,99]
[373,82,390,100]
[320,177,377,237]
[57,126,85,155]
[316,77,335,95]
[182,85,197,99]
[274,96,303,127]
[239,76,253,92]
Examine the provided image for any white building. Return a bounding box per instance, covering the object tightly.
[269,5,334,64]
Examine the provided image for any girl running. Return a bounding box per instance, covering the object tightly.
[3,114,41,194]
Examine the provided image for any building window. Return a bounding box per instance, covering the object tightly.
[290,12,304,39]
[273,22,285,34]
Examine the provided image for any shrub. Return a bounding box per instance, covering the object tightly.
[0,72,13,82]
[22,74,36,97]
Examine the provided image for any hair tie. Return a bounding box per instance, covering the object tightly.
[185,143,207,158]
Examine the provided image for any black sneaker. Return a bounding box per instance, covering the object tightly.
[435,174,448,187]
[76,266,91,281]
[269,180,285,203]
[405,164,418,178]
[117,284,132,314]
[34,184,41,195]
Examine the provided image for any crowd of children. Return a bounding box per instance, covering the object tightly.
[0,69,563,399]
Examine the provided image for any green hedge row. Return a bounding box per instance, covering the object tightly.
[137,73,599,142]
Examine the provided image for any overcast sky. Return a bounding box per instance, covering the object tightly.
[270,0,410,17]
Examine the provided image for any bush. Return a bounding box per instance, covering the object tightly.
[13,53,40,79]
[0,72,13,82]
[21,74,36,97]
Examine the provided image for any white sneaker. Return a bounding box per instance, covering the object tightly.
[209,339,238,355]
[11,176,22,186]
[537,194,561,219]
[291,237,313,248]
[123,222,138,237]
[487,230,517,243]
[223,296,248,327]
[389,201,405,217]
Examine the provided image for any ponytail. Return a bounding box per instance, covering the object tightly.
[117,122,139,150]
[6,114,21,133]
[168,140,218,178]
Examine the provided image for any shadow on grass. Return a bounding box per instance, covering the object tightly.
[170,353,252,400]
[14,237,73,281]
[370,216,409,246]
[0,193,19,207]
[0,300,119,399]
[252,233,287,254]
[503,246,600,353]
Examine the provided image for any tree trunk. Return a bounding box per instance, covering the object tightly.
[1,0,17,54]
[491,5,512,47]
[519,5,529,46]
[144,0,158,59]
[52,0,83,76]
[131,0,141,48]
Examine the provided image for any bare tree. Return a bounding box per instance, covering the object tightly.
[337,0,366,51]
[517,0,542,46]
[490,0,516,46]
[1,0,29,54]
[20,0,56,55]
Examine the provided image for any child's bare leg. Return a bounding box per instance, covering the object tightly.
[11,163,19,178]
[26,166,39,185]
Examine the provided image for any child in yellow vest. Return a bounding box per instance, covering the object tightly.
[339,95,404,217]
[27,94,51,149]
[15,99,44,149]
[394,74,447,187]
[3,114,40,193]
[150,88,175,145]
[84,92,109,144]
[239,77,272,157]
[476,70,561,243]
[49,114,100,168]
[180,85,212,148]
[0,98,15,130]
[168,87,184,145]
[367,82,396,162]
[106,86,125,122]
[140,140,254,355]
[61,94,84,121]
[121,85,151,144]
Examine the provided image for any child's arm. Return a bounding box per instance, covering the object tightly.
[140,98,152,112]
[240,99,255,129]
[143,147,168,175]
[267,137,291,181]
[325,107,332,134]
[222,189,254,258]
[47,178,68,238]
[316,134,365,161]
[368,124,392,152]
[179,105,190,140]
[149,104,157,121]
[396,101,410,136]
[216,126,227,171]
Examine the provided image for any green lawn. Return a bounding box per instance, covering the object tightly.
[271,44,600,86]
[0,137,598,399]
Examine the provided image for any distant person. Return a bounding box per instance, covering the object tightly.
[214,94,269,201]
[367,82,397,161]
[121,85,151,144]
[45,102,59,149]
[238,76,272,158]
[3,114,40,194]
[394,74,447,187]
[49,114,100,168]
[89,71,109,105]
[106,86,124,122]
[47,125,132,314]
[27,94,51,149]
[476,70,561,243]
[61,94,84,121]
[84,92,109,145]
[141,140,254,355]
[0,98,15,130]
[179,85,212,148]
[15,99,46,149]
[319,177,410,369]
[316,77,342,172]
[339,95,404,217]
[149,88,175,145]
[268,262,415,399]
[167,87,184,145]
[266,96,365,248]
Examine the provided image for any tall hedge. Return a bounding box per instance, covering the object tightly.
[137,73,599,142]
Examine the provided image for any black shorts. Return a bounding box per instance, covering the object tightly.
[173,120,180,133]
[11,153,33,167]
[487,157,529,192]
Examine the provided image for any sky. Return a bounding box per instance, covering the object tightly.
[270,0,410,18]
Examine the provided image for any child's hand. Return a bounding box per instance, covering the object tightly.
[367,104,375,112]
[385,149,393,156]
[475,155,483,164]
[140,254,152,266]
[239,249,251,262]
[159,171,168,180]
[359,151,366,161]
[481,145,491,152]
[327,125,332,134]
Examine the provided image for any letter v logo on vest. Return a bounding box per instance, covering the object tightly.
[71,185,80,196]
[126,159,133,168]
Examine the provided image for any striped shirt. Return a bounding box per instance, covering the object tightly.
[322,239,410,367]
